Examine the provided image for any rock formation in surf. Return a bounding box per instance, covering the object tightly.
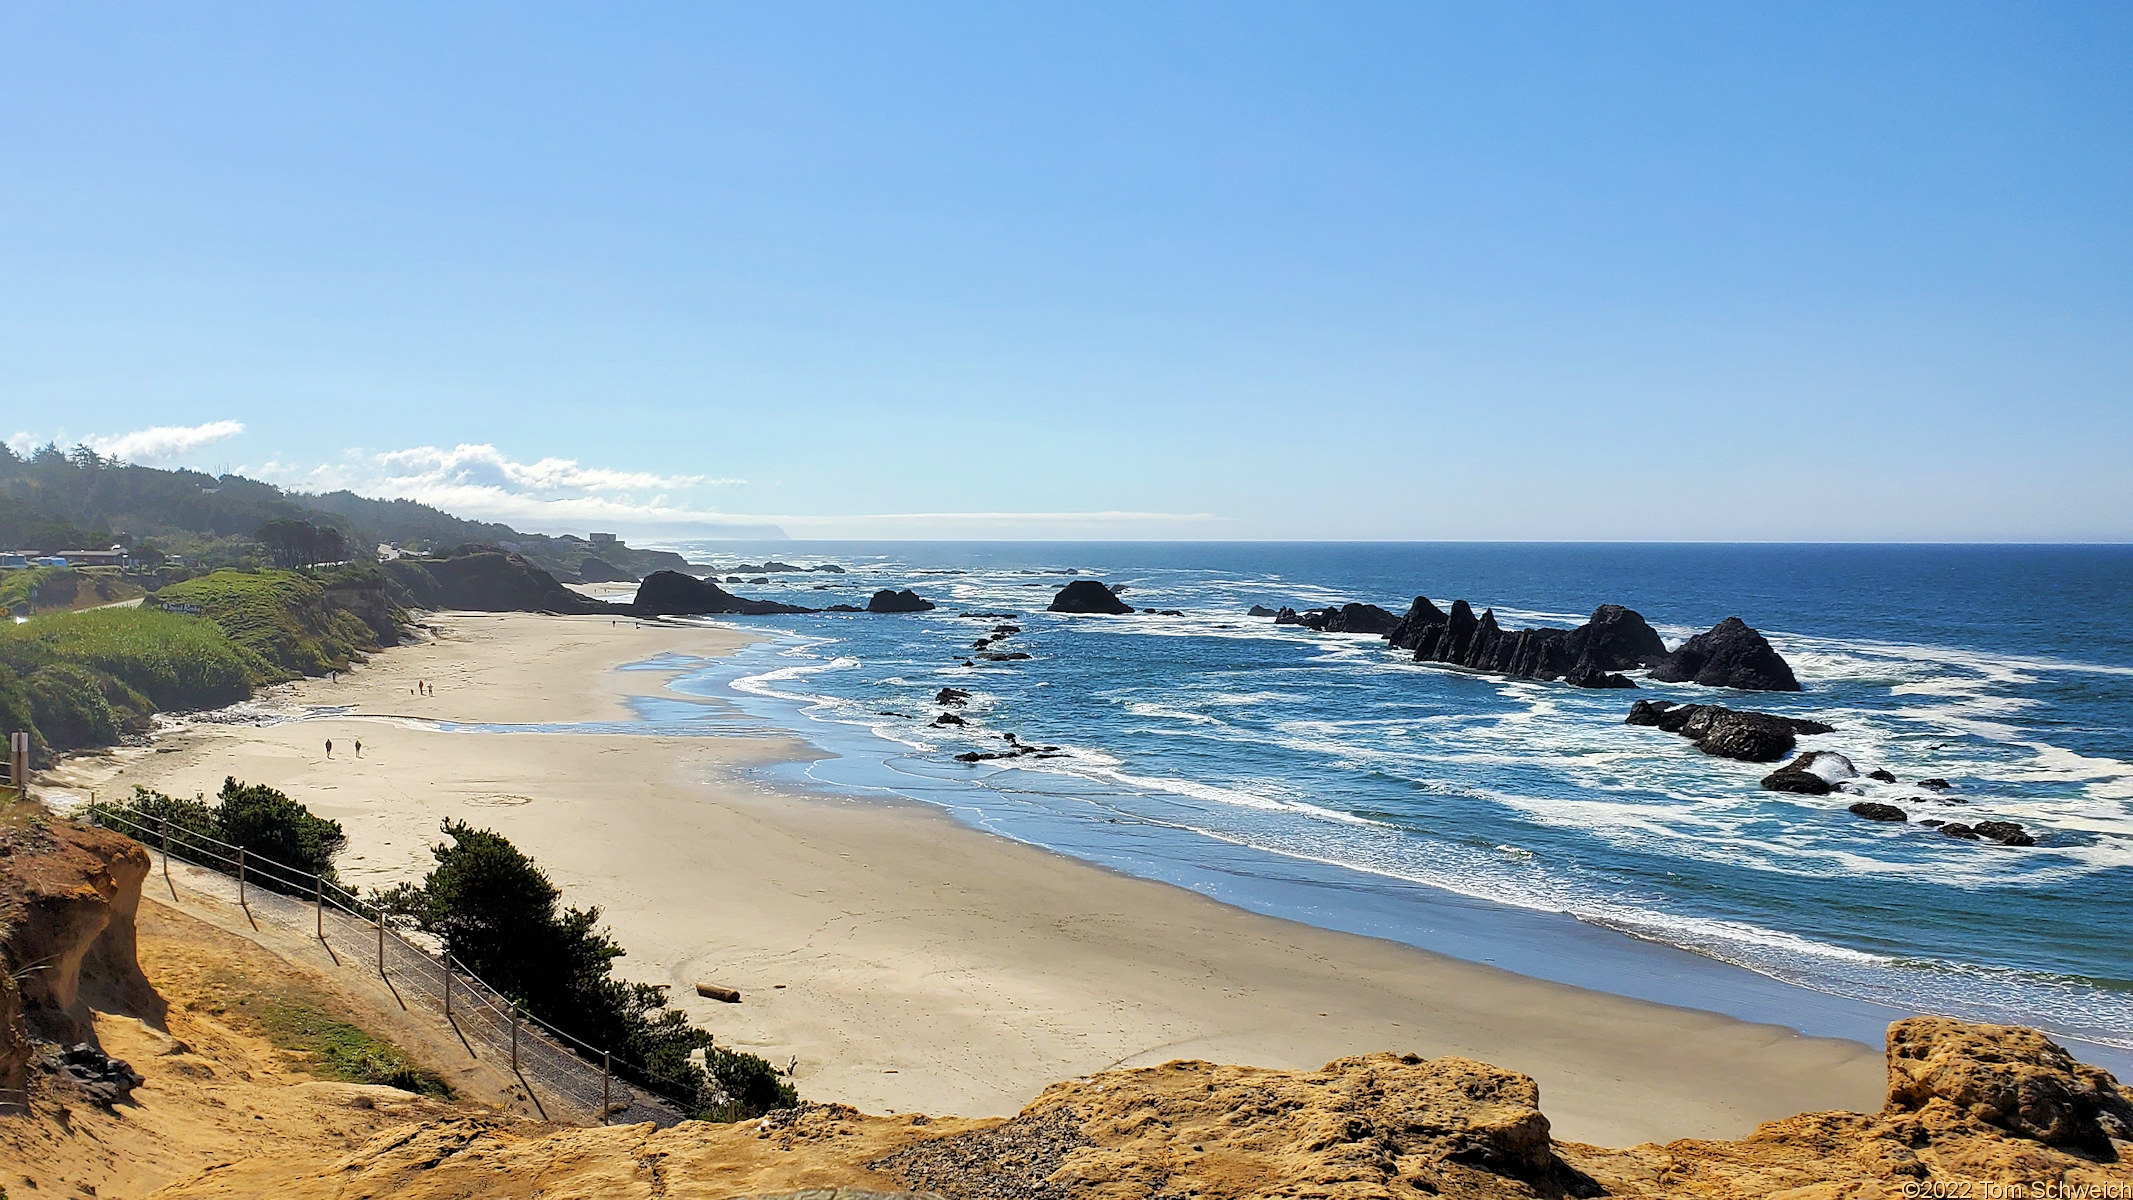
[630,571,815,617]
[1383,599,1669,688]
[866,588,936,613]
[1626,699,1834,762]
[1048,580,1134,615]
[1760,750,1859,794]
[1273,602,1403,635]
[1650,617,1801,692]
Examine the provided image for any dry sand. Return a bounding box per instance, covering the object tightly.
[53,611,1886,1146]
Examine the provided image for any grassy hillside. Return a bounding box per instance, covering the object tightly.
[0,566,144,615]
[0,606,270,759]
[150,569,394,678]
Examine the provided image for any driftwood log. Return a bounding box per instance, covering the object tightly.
[695,982,742,1003]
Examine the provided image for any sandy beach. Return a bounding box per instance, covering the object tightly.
[53,610,1886,1147]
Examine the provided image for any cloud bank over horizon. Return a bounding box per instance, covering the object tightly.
[256,441,1223,540]
[8,420,247,465]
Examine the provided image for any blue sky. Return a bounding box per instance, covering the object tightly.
[4,3,2128,540]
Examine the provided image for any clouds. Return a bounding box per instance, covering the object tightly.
[369,443,731,496]
[266,442,774,537]
[262,441,1220,539]
[7,420,246,464]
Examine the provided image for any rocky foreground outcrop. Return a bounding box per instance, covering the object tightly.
[1386,599,1669,689]
[1048,580,1133,615]
[151,1017,2133,1199]
[0,821,159,1094]
[630,571,816,617]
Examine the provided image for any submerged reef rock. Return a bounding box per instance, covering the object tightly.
[1650,616,1802,692]
[1386,600,1669,687]
[866,588,936,613]
[1047,580,1134,615]
[160,1018,2133,1200]
[630,571,815,617]
[1626,699,1836,763]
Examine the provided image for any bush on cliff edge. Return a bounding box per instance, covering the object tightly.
[378,819,796,1118]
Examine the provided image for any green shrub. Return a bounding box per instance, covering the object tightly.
[92,778,346,895]
[383,820,793,1117]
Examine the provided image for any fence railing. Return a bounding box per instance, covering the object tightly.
[85,805,693,1127]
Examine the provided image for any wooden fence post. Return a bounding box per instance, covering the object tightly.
[315,876,324,941]
[603,1050,611,1122]
[511,1006,520,1074]
[376,911,385,977]
[237,847,246,907]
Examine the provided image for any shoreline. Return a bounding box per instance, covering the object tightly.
[55,610,1907,1145]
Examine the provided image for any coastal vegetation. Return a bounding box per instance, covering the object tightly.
[377,820,797,1118]
[0,566,142,614]
[218,974,453,1098]
[150,566,397,678]
[0,606,267,759]
[95,778,349,893]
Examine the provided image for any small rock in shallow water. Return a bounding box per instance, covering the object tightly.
[1868,768,1897,782]
[1848,801,1908,822]
[1939,823,1981,840]
[1971,820,2035,846]
[1918,777,1952,790]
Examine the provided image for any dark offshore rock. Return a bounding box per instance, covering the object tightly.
[979,651,1032,661]
[1868,769,1898,783]
[867,588,936,613]
[1849,801,1909,822]
[931,712,966,727]
[1626,700,1835,762]
[1048,580,1134,615]
[1294,602,1403,635]
[630,571,815,616]
[935,687,970,706]
[1247,605,1279,617]
[1274,607,1304,625]
[1918,778,1952,791]
[1650,617,1801,692]
[748,576,770,585]
[1972,820,2036,847]
[1940,823,1982,841]
[825,603,865,612]
[724,575,744,583]
[1762,750,1860,795]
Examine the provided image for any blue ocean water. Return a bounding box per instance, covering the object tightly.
[644,542,2133,1052]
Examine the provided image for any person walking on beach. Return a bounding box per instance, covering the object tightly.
[354,738,363,758]
[325,738,333,759]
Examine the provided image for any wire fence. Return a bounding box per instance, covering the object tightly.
[86,805,692,1128]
